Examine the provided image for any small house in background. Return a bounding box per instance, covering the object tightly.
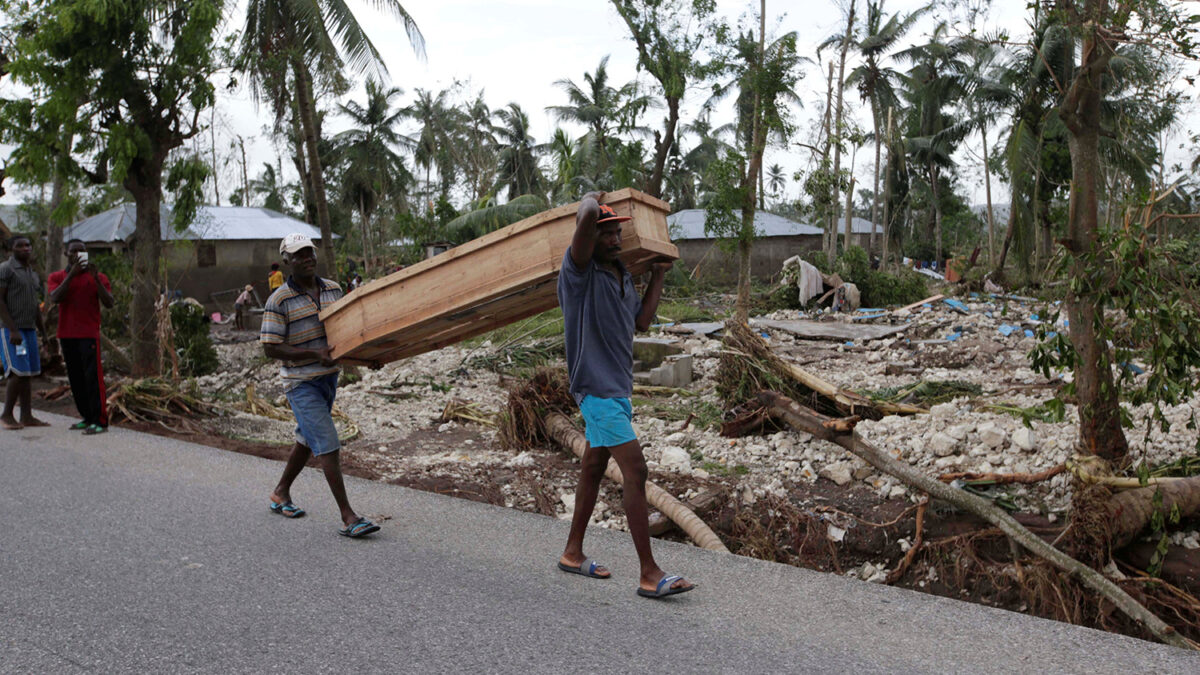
[63,204,334,307]
[423,240,454,259]
[667,209,824,282]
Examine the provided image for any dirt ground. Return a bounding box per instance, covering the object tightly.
[29,286,1200,644]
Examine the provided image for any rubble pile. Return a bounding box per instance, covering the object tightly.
[195,291,1200,549]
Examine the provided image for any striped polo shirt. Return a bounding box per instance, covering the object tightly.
[0,257,43,329]
[260,276,343,382]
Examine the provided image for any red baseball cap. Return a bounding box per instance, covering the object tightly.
[596,204,632,225]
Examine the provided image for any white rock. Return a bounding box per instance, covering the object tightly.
[930,432,959,457]
[659,446,692,473]
[820,461,854,486]
[888,485,908,500]
[946,423,972,441]
[978,422,1007,448]
[741,485,757,505]
[437,422,453,433]
[664,432,687,445]
[1012,427,1037,451]
[560,492,576,512]
[1182,534,1200,550]
[931,402,958,420]
[509,452,536,468]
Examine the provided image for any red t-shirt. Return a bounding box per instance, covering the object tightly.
[47,269,111,339]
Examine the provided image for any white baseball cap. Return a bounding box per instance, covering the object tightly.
[279,233,316,255]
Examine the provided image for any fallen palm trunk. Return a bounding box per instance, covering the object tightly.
[1104,479,1200,550]
[938,464,1067,485]
[719,320,924,418]
[758,390,1195,650]
[544,412,729,553]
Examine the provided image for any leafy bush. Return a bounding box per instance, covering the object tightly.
[836,245,927,307]
[169,302,218,377]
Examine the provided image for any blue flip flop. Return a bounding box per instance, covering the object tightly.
[269,501,306,518]
[637,574,695,599]
[339,517,380,538]
[557,558,610,579]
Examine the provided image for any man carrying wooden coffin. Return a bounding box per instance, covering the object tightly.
[556,192,696,598]
[260,233,380,538]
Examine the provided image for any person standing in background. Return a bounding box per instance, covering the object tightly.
[0,235,51,430]
[268,262,284,292]
[48,239,114,435]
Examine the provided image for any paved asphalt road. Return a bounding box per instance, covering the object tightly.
[2,411,1198,673]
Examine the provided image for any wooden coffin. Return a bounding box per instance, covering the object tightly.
[320,188,678,365]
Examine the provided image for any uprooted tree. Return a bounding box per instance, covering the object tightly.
[1,0,224,376]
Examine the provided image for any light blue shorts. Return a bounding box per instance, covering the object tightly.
[0,328,41,377]
[579,395,637,448]
[285,373,340,456]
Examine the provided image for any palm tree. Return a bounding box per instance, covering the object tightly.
[896,23,968,264]
[239,0,425,275]
[547,56,655,184]
[766,163,786,203]
[402,88,456,217]
[847,0,929,253]
[494,103,546,200]
[251,162,287,212]
[336,80,411,274]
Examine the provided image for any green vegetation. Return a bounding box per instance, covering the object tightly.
[169,303,218,377]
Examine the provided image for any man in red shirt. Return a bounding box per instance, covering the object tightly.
[47,239,114,435]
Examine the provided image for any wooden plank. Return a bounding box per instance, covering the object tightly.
[892,294,944,315]
[321,188,676,364]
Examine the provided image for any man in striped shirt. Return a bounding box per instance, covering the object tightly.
[259,233,379,538]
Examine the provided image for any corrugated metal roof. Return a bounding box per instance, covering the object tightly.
[667,209,823,240]
[62,204,333,243]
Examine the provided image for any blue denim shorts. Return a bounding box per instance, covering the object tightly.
[0,328,41,377]
[285,372,340,456]
[579,395,637,448]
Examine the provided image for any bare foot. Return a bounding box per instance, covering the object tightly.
[20,417,49,428]
[1,416,23,430]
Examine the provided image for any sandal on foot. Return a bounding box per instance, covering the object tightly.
[637,575,695,599]
[70,421,89,430]
[269,501,306,518]
[82,424,107,435]
[339,517,380,538]
[557,558,610,579]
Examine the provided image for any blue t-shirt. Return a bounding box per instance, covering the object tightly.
[557,249,642,402]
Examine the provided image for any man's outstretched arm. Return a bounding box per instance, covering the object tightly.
[569,191,606,269]
[635,261,672,332]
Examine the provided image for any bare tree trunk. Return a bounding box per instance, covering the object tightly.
[869,98,880,254]
[881,107,894,269]
[929,162,943,265]
[236,135,250,207]
[736,0,768,324]
[290,107,315,225]
[982,123,996,266]
[210,106,220,206]
[821,61,836,260]
[45,169,67,284]
[832,0,856,256]
[125,154,167,377]
[1059,9,1128,464]
[647,97,679,199]
[292,60,335,278]
[843,176,856,251]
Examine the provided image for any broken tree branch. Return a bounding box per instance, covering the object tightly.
[545,412,729,553]
[758,390,1196,650]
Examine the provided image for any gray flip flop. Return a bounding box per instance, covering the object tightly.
[557,558,610,579]
[637,574,695,598]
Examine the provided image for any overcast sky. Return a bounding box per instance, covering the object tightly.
[2,0,1194,212]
